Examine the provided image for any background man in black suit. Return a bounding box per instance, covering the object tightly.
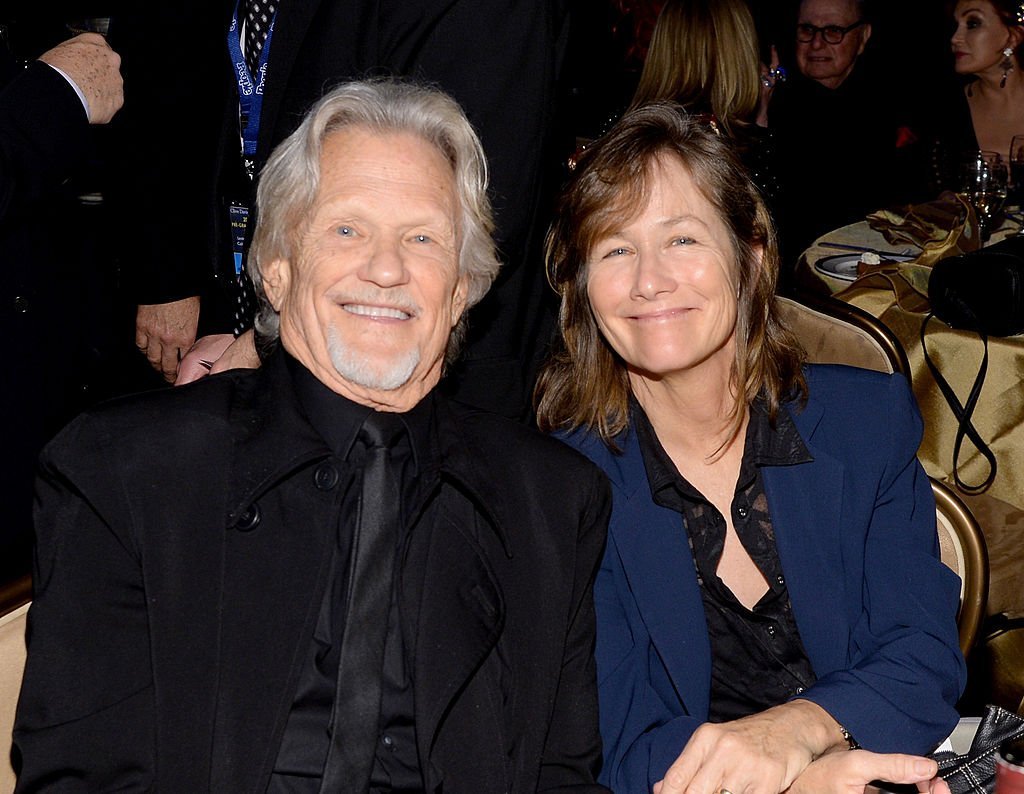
[0,30,123,580]
[15,80,610,793]
[769,0,925,274]
[114,0,569,421]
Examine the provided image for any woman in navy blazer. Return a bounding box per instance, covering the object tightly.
[536,104,965,794]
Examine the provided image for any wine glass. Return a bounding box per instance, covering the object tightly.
[959,150,1008,241]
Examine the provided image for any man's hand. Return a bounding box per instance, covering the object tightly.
[176,330,260,386]
[38,33,124,124]
[786,749,950,794]
[653,700,848,794]
[136,297,201,383]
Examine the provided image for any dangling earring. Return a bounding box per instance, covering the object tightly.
[1001,46,1014,88]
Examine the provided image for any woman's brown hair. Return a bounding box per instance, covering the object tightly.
[535,102,806,447]
[988,0,1024,58]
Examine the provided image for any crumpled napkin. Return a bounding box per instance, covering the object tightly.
[836,261,933,313]
[867,191,982,267]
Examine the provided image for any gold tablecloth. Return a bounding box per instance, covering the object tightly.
[796,214,1024,513]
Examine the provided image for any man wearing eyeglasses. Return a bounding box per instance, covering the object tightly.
[769,0,925,288]
[795,0,871,90]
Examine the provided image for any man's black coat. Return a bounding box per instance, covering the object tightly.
[13,352,611,793]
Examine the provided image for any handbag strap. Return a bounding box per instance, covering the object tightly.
[920,313,997,494]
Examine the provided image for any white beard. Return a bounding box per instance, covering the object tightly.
[327,325,421,391]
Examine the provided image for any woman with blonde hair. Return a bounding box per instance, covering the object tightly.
[537,102,963,794]
[630,0,779,198]
[632,0,767,130]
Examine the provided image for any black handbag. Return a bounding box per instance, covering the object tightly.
[921,235,1024,494]
[928,235,1024,337]
[933,704,1024,793]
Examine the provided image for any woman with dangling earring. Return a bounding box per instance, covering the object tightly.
[928,0,1024,190]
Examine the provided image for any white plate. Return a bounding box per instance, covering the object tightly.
[813,253,914,282]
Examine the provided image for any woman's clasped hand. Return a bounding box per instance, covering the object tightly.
[784,751,951,794]
[652,702,951,794]
[653,700,844,794]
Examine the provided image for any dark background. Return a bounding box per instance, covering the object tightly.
[566,0,957,140]
[3,0,960,195]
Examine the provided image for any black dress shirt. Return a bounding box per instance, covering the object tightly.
[269,354,438,792]
[634,398,819,722]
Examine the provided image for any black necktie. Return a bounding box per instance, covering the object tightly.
[242,0,276,77]
[232,275,256,336]
[322,412,406,792]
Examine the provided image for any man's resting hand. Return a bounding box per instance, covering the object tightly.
[39,33,124,124]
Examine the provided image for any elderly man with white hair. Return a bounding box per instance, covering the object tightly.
[13,80,611,794]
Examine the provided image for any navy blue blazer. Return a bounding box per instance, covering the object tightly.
[560,365,965,793]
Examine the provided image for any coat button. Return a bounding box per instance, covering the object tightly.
[313,462,339,491]
[736,506,749,519]
[235,503,261,531]
[13,295,30,313]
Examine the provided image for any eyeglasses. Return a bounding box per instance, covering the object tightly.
[796,20,866,44]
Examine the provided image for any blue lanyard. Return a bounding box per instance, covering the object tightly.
[227,0,276,173]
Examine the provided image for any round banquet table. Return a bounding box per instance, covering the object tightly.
[795,211,1024,618]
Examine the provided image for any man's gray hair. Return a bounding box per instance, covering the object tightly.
[248,79,500,355]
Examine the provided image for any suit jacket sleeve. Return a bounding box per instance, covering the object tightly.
[795,373,965,754]
[538,466,612,793]
[13,416,156,791]
[106,3,228,305]
[0,62,89,222]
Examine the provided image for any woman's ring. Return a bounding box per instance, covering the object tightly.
[719,789,735,794]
